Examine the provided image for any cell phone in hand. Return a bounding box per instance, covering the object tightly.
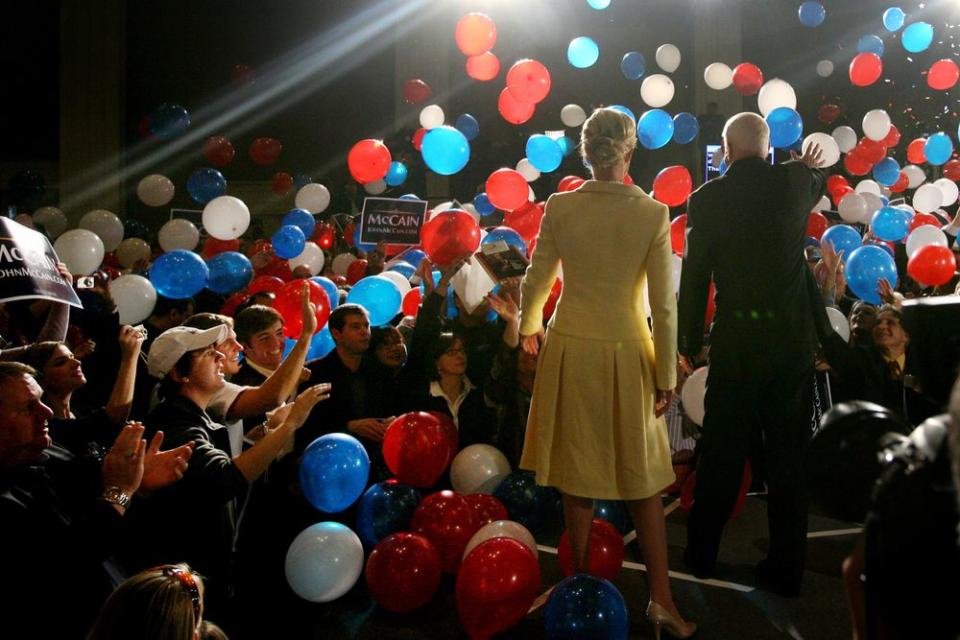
[76,276,95,289]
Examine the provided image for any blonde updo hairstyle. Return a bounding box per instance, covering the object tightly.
[580,108,637,172]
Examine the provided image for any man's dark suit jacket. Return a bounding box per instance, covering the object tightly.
[678,157,830,365]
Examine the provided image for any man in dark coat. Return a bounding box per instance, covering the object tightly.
[677,112,830,595]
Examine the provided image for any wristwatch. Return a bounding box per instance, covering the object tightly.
[101,486,132,509]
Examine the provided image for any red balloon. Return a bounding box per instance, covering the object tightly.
[557,175,585,192]
[402,287,422,317]
[908,245,957,286]
[910,212,942,233]
[248,275,284,295]
[831,186,855,207]
[456,538,540,639]
[455,13,496,56]
[220,291,248,317]
[623,173,634,185]
[402,78,431,104]
[670,214,687,256]
[497,88,535,125]
[907,138,928,164]
[365,533,442,613]
[882,124,901,148]
[890,171,909,193]
[271,172,295,196]
[826,174,850,197]
[259,257,293,281]
[653,166,693,207]
[856,138,887,164]
[506,59,551,104]
[343,221,356,247]
[817,103,842,124]
[731,62,763,96]
[928,59,960,90]
[272,279,331,338]
[202,135,236,167]
[557,518,625,580]
[426,411,459,466]
[249,137,282,165]
[348,139,392,184]
[246,239,273,259]
[312,222,336,250]
[466,52,500,81]
[487,168,529,212]
[331,275,347,286]
[503,201,544,243]
[843,154,872,177]
[412,490,481,574]
[464,494,509,526]
[705,280,716,327]
[681,459,752,520]
[542,277,563,321]
[412,128,427,151]
[849,52,882,87]
[420,210,481,265]
[945,159,960,182]
[202,237,240,259]
[346,258,368,285]
[807,212,828,241]
[231,63,255,85]
[383,412,457,487]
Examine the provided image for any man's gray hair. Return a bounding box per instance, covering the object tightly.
[723,112,770,160]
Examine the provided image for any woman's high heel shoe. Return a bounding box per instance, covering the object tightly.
[645,601,697,640]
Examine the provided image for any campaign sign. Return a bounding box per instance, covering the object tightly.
[359,197,428,246]
[0,218,82,307]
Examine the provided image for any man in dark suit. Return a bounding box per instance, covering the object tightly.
[677,112,829,595]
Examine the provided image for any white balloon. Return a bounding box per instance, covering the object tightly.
[640,74,675,108]
[902,164,927,189]
[332,252,357,276]
[826,306,850,342]
[158,218,199,252]
[450,444,512,494]
[895,203,916,215]
[838,193,868,223]
[832,126,858,153]
[516,158,541,182]
[285,523,363,603]
[816,59,834,77]
[32,206,68,240]
[136,174,175,207]
[934,178,959,207]
[861,193,884,222]
[681,366,708,427]
[802,133,840,168]
[287,241,325,276]
[111,274,157,324]
[703,62,732,90]
[419,104,445,129]
[527,185,536,203]
[757,78,797,117]
[862,109,892,142]
[813,195,831,212]
[655,43,681,73]
[54,229,104,276]
[855,179,882,196]
[906,224,948,258]
[115,237,151,269]
[202,195,250,240]
[914,183,944,213]
[364,179,387,195]
[463,520,537,560]
[295,183,331,214]
[79,209,124,252]
[462,203,480,221]
[560,104,587,128]
[671,254,682,293]
[378,270,411,297]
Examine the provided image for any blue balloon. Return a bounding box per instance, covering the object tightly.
[473,193,495,216]
[346,275,402,326]
[282,208,316,238]
[593,500,631,535]
[804,236,821,249]
[310,275,341,308]
[385,161,408,187]
[872,157,901,186]
[482,226,528,255]
[883,7,905,32]
[766,107,803,149]
[544,575,629,640]
[608,104,636,124]
[404,249,426,269]
[672,112,700,144]
[186,168,226,205]
[526,135,563,172]
[493,471,560,533]
[924,132,953,165]
[870,206,911,242]
[902,21,934,53]
[718,158,728,175]
[281,337,297,360]
[587,0,610,8]
[307,325,336,360]
[857,34,885,57]
[293,173,312,189]
[567,36,600,68]
[798,1,826,27]
[387,261,416,279]
[206,251,253,295]
[272,225,306,260]
[455,113,480,141]
[821,224,862,257]
[150,250,209,299]
[399,193,421,201]
[421,125,470,175]
[845,245,898,305]
[148,102,191,139]
[299,433,370,513]
[355,481,421,549]
[638,109,674,150]
[620,51,646,80]
[353,224,376,253]
[557,136,575,157]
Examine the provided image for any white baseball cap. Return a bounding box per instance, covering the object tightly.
[148,325,229,379]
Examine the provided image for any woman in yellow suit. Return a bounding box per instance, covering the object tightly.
[519,108,695,639]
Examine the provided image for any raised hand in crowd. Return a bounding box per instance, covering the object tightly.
[348,417,393,442]
[56,262,74,287]
[100,422,148,513]
[485,282,520,348]
[877,278,903,309]
[520,326,545,357]
[419,255,469,298]
[367,240,387,274]
[284,382,332,431]
[139,430,194,492]
[299,280,318,339]
[73,338,97,360]
[117,325,146,360]
[790,141,824,168]
[87,270,118,313]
